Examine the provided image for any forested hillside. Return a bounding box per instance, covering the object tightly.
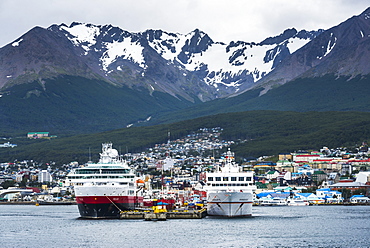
[2,111,370,164]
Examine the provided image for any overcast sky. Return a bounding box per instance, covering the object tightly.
[0,0,369,48]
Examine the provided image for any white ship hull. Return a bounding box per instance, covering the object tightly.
[207,191,253,217]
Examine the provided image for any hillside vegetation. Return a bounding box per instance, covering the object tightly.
[149,75,370,125]
[0,75,195,136]
[1,110,370,165]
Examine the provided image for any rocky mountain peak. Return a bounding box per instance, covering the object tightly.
[247,6,370,96]
[2,6,368,102]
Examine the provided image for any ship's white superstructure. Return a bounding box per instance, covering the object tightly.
[204,149,256,217]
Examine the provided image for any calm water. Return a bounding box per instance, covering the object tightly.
[0,204,369,248]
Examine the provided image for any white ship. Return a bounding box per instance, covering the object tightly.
[287,199,309,206]
[259,198,288,206]
[204,149,256,217]
[66,143,144,218]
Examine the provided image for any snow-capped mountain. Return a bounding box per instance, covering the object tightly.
[249,7,370,95]
[0,22,322,101]
[1,7,370,136]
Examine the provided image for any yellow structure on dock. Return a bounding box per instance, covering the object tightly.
[120,208,207,220]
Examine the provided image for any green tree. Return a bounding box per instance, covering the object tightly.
[0,180,16,189]
[338,188,352,200]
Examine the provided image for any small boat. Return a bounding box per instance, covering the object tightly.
[260,198,287,206]
[287,199,309,206]
[36,200,75,205]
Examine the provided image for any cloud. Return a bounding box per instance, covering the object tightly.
[0,0,368,47]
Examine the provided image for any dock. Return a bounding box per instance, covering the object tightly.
[120,209,207,220]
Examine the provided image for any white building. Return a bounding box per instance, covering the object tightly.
[38,170,52,183]
[316,188,342,198]
[355,171,370,184]
[350,195,370,203]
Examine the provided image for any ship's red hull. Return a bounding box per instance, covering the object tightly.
[76,196,143,218]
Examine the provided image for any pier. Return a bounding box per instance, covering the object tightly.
[120,209,207,220]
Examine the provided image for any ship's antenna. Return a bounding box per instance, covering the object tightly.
[88,147,91,162]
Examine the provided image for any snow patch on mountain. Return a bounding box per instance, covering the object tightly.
[287,37,311,53]
[323,34,337,57]
[61,24,100,52]
[12,38,23,47]
[318,33,337,59]
[101,38,146,70]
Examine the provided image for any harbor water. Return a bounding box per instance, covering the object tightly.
[1,204,369,248]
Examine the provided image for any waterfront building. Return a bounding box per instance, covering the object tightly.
[350,195,370,203]
[316,188,342,198]
[329,180,370,196]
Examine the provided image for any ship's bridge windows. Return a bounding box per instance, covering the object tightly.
[119,175,134,179]
[72,175,135,179]
[223,177,228,181]
[76,169,100,174]
[75,169,131,174]
[239,177,245,181]
[101,169,130,174]
[68,176,84,179]
[207,177,214,181]
[245,177,252,181]
[215,177,221,181]
[231,177,237,181]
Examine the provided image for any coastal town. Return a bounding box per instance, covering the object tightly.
[1,127,370,206]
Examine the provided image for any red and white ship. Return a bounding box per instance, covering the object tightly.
[66,143,144,218]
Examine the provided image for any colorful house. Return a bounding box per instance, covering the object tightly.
[316,188,343,203]
[350,195,370,203]
[27,132,49,139]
